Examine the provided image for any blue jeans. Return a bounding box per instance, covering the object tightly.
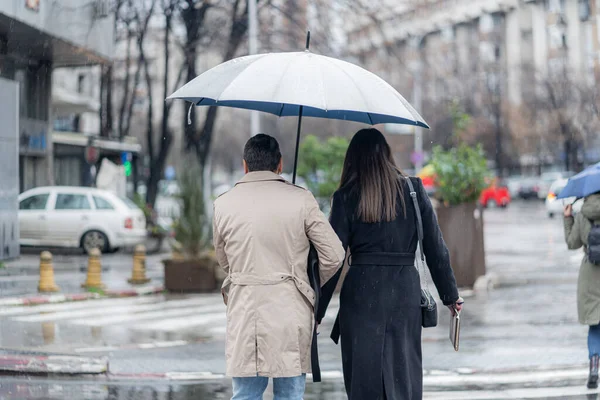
[589,325,600,359]
[232,375,306,400]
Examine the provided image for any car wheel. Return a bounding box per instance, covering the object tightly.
[81,230,109,254]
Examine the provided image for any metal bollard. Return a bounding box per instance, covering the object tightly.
[82,248,105,290]
[38,251,60,293]
[128,244,150,284]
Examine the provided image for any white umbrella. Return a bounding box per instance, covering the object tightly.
[168,33,428,182]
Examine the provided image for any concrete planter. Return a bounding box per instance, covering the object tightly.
[163,253,218,292]
[435,202,486,288]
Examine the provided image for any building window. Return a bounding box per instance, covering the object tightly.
[480,14,494,33]
[495,45,502,60]
[579,0,590,21]
[77,74,85,94]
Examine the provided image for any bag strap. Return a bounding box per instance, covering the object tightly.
[405,177,424,263]
[404,177,429,291]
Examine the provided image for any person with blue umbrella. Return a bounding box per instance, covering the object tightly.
[562,161,600,388]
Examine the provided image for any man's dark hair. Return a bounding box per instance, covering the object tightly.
[243,134,282,172]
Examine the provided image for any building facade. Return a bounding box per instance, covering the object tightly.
[0,0,115,192]
[346,0,600,171]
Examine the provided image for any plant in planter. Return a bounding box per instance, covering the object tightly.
[430,143,491,287]
[163,161,219,292]
[297,135,349,211]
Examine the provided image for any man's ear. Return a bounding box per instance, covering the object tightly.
[243,159,249,174]
[277,158,283,174]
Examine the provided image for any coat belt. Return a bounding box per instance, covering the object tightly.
[350,252,415,266]
[222,272,316,306]
[330,252,414,345]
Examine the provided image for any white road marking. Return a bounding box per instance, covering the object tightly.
[0,296,158,317]
[135,312,226,331]
[13,297,216,323]
[75,340,189,353]
[424,385,600,399]
[71,303,225,327]
[424,368,588,386]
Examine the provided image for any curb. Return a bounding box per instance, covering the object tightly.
[0,355,108,375]
[0,286,165,307]
[98,364,589,384]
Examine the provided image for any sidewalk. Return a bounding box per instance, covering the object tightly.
[0,251,166,299]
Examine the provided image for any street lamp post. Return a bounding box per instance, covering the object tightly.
[248,0,260,137]
[410,35,425,173]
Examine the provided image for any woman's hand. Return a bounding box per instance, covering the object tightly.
[447,297,464,316]
[564,204,573,218]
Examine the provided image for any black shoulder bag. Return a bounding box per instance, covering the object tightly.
[405,177,438,328]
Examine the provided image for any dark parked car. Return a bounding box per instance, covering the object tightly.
[517,178,540,200]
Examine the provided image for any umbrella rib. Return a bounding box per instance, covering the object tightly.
[215,54,267,102]
[367,112,374,125]
[271,53,304,110]
[319,56,372,121]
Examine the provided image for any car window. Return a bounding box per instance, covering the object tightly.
[54,194,91,210]
[119,196,140,210]
[19,194,49,210]
[93,196,115,210]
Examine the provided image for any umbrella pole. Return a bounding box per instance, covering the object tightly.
[292,106,304,184]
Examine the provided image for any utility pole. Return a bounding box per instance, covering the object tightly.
[411,35,424,173]
[248,0,260,137]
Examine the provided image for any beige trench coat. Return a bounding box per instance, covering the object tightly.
[213,171,345,378]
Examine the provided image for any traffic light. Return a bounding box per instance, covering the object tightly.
[121,152,132,177]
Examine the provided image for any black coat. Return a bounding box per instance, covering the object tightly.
[317,177,459,400]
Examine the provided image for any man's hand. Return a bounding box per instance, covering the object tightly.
[564,204,573,218]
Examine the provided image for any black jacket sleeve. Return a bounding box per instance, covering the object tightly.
[316,190,349,323]
[414,178,460,305]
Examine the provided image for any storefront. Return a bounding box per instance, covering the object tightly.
[52,131,141,195]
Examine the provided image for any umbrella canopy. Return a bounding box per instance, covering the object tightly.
[557,162,600,199]
[168,51,428,128]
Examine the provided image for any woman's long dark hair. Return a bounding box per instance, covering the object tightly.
[339,128,406,223]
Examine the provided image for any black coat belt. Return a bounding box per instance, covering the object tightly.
[350,252,415,266]
[330,252,416,345]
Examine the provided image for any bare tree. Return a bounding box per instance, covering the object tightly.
[146,0,187,207]
[534,65,583,172]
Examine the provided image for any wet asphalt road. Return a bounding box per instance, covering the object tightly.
[1,200,599,399]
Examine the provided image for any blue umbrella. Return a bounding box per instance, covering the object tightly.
[557,162,600,199]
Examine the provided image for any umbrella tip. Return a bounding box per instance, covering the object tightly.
[306,31,311,50]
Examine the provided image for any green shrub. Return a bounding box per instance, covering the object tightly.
[297,135,349,203]
[430,144,490,206]
[173,159,210,258]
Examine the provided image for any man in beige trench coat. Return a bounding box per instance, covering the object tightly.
[213,134,345,400]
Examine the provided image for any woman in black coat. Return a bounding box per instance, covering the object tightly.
[317,128,463,400]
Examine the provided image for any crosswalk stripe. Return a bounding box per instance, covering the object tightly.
[0,296,160,317]
[72,303,226,327]
[13,296,218,323]
[424,385,600,399]
[135,312,226,331]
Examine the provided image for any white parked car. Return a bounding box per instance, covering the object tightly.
[545,179,583,218]
[18,187,146,253]
[538,171,576,200]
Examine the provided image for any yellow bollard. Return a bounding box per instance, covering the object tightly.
[128,244,150,284]
[82,248,105,290]
[38,251,60,293]
[42,321,56,345]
